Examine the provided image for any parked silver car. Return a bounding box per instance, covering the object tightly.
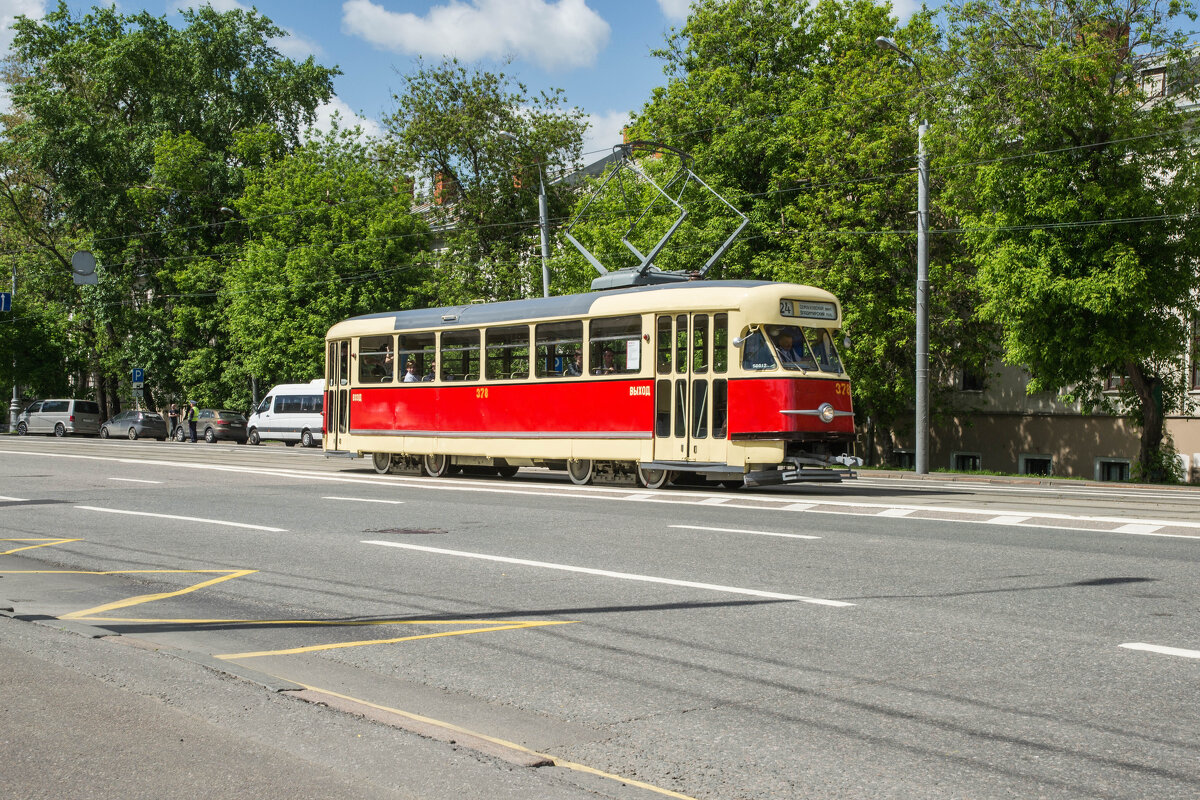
[100,409,169,441]
[15,399,102,437]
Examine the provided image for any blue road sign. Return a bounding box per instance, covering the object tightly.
[132,368,144,385]
[0,292,10,312]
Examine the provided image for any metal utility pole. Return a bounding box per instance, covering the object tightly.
[876,36,931,474]
[8,263,18,432]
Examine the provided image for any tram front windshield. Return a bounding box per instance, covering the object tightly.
[761,325,843,373]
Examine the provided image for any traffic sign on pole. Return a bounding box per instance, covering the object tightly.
[131,368,144,387]
[0,292,10,312]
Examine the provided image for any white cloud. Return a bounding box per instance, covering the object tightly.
[891,0,921,22]
[1,0,45,55]
[342,0,610,71]
[309,96,385,141]
[656,0,691,21]
[1,0,45,114]
[581,109,631,164]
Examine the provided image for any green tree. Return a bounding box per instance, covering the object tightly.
[384,58,587,303]
[941,0,1200,481]
[613,0,991,460]
[3,2,338,413]
[220,123,432,407]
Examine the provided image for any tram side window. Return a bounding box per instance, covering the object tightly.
[359,335,395,384]
[327,343,337,387]
[441,329,481,381]
[804,328,844,373]
[741,329,776,371]
[486,326,530,380]
[398,332,436,382]
[714,314,728,373]
[693,314,709,374]
[535,321,583,378]
[338,341,350,385]
[656,316,672,374]
[590,315,642,375]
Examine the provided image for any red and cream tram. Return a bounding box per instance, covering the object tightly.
[323,280,859,487]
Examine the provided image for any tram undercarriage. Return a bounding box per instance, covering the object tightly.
[349,445,861,489]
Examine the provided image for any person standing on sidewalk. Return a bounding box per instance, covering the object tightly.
[185,401,198,443]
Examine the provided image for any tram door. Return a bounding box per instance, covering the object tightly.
[326,339,351,450]
[653,313,729,464]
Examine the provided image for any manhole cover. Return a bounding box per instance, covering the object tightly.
[364,528,445,535]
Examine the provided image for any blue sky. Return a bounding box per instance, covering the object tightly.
[1,0,918,162]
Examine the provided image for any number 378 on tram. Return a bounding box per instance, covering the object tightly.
[323,280,861,488]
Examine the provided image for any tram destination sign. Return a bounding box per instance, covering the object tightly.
[779,299,837,320]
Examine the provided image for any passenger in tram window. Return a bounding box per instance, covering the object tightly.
[772,327,815,370]
[564,351,583,376]
[403,360,419,382]
[594,348,617,375]
[423,361,435,381]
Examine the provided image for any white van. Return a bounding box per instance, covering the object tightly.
[246,380,324,447]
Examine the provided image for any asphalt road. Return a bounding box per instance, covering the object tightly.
[2,436,1197,799]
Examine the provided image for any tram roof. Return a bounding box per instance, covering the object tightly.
[326,280,839,338]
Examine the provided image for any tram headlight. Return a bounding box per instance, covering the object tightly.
[817,402,836,424]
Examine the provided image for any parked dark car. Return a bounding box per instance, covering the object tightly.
[173,408,248,444]
[100,409,168,441]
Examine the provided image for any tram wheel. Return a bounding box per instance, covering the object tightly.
[372,452,393,475]
[567,459,594,486]
[495,460,519,478]
[422,453,451,478]
[720,479,744,490]
[636,464,672,490]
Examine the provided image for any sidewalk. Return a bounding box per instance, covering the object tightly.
[0,611,619,800]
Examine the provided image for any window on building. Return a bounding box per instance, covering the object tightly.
[1019,455,1052,476]
[953,452,982,472]
[1104,373,1125,392]
[1097,459,1131,482]
[960,367,985,392]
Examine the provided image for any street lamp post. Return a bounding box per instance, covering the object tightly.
[876,36,930,475]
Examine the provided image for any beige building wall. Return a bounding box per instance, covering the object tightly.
[881,362,1200,482]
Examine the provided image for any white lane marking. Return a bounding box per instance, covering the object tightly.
[323,495,405,505]
[987,515,1030,525]
[0,495,29,501]
[1114,523,1162,534]
[108,477,163,484]
[670,524,820,540]
[877,508,914,517]
[363,540,854,607]
[75,505,286,532]
[853,477,1196,503]
[699,497,728,505]
[1119,643,1200,660]
[6,450,1199,539]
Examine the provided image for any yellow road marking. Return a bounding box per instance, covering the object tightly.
[292,683,701,800]
[217,620,575,659]
[59,569,258,619]
[1,538,81,555]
